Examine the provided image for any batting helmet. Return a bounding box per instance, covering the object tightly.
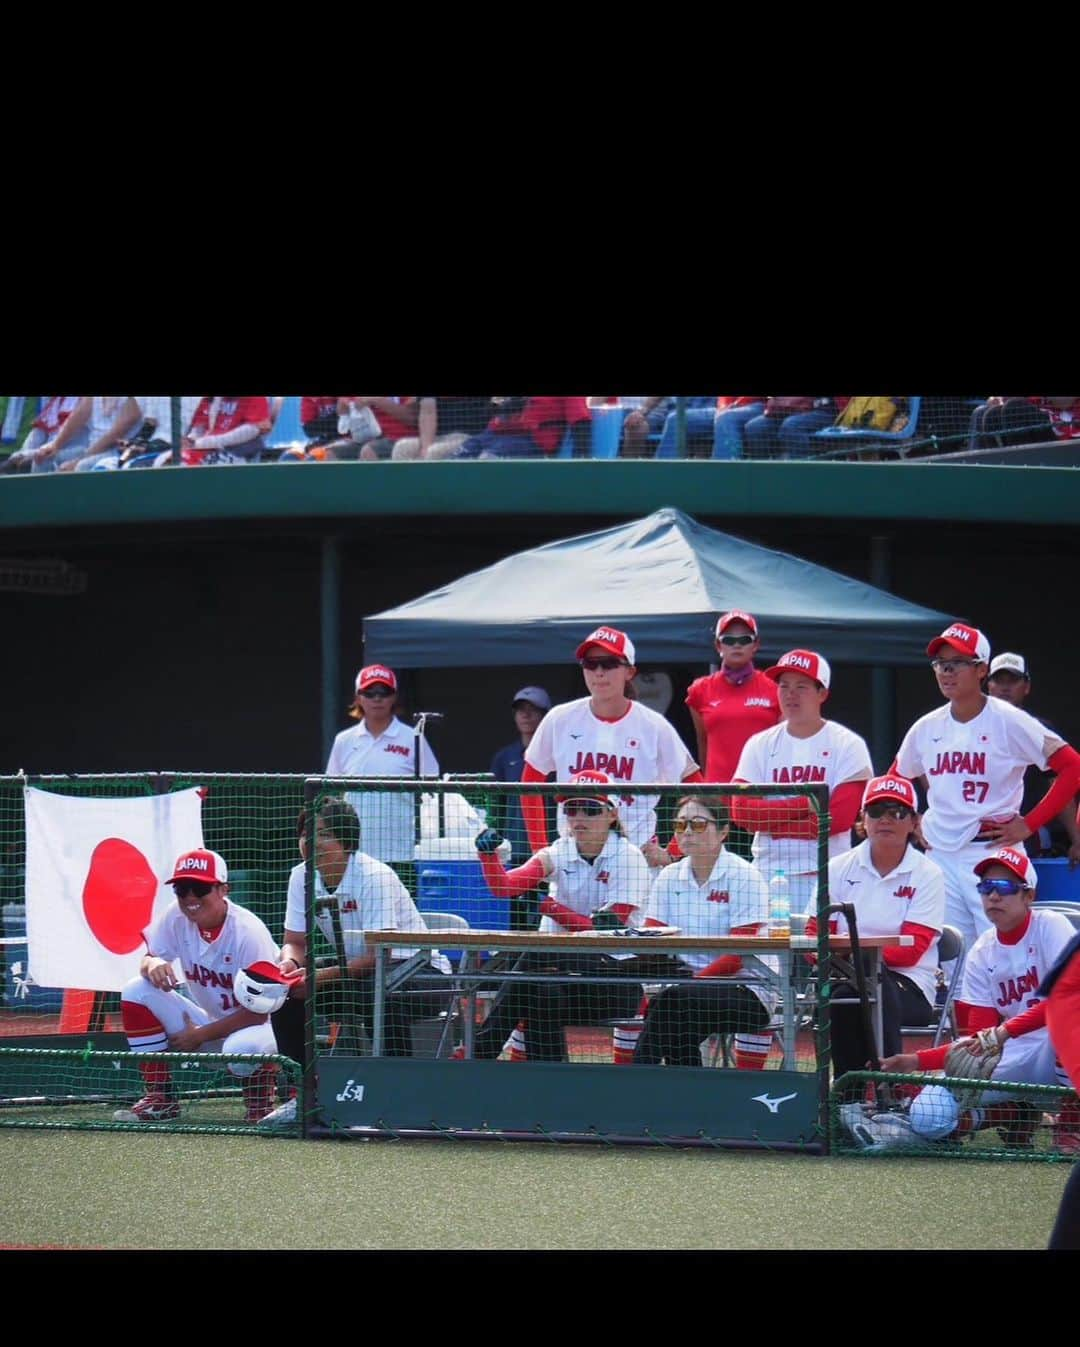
[234,961,300,1015]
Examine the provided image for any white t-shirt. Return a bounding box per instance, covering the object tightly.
[144,900,278,1022]
[88,395,134,445]
[325,715,439,862]
[283,853,450,973]
[643,850,776,1006]
[960,908,1076,1030]
[540,832,653,949]
[524,696,697,846]
[821,840,945,1006]
[733,720,873,875]
[895,697,1056,852]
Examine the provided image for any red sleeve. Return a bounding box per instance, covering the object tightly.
[189,398,211,436]
[605,903,637,922]
[729,780,861,839]
[916,1003,1006,1070]
[1003,1001,1048,1038]
[563,397,591,425]
[685,678,706,713]
[478,852,547,898]
[694,923,762,978]
[915,1045,949,1070]
[882,922,938,968]
[239,396,270,426]
[538,896,593,932]
[521,762,551,853]
[1024,745,1080,834]
[828,781,864,835]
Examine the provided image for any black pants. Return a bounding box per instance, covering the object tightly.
[1049,1162,1080,1250]
[471,952,643,1062]
[271,964,451,1068]
[830,967,933,1078]
[633,970,771,1066]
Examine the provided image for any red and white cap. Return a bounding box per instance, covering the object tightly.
[973,846,1037,890]
[355,664,398,693]
[926,623,990,663]
[715,610,758,638]
[169,848,228,886]
[556,769,616,808]
[764,649,831,690]
[862,774,917,812]
[575,626,636,665]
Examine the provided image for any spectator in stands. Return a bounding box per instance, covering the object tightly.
[261,798,453,1125]
[712,397,767,460]
[1,397,86,474]
[742,398,844,460]
[453,397,591,459]
[337,397,419,461]
[632,793,776,1069]
[619,397,720,459]
[287,396,354,461]
[986,652,1080,865]
[392,397,498,461]
[179,396,272,466]
[119,396,203,467]
[30,396,142,473]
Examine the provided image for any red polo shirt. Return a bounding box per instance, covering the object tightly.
[685,668,782,782]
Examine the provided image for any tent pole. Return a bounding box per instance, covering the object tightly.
[870,533,894,772]
[321,534,342,764]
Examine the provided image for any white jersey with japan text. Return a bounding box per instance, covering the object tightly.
[895,697,1054,852]
[525,696,696,846]
[961,908,1076,1028]
[144,900,278,1022]
[733,720,873,876]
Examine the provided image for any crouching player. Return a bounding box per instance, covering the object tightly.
[114,849,283,1124]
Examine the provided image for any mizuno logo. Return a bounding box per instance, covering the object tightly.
[569,733,582,739]
[752,1092,798,1114]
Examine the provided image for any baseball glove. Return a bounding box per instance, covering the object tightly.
[474,828,506,854]
[944,1027,1003,1107]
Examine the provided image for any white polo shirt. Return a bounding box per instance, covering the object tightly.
[541,832,653,950]
[325,715,439,862]
[820,840,945,1006]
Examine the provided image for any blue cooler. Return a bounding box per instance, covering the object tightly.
[1033,858,1080,905]
[415,839,510,937]
[2,903,66,1011]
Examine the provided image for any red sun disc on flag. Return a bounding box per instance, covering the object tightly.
[82,838,160,954]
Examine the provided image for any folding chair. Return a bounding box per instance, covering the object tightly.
[901,924,966,1048]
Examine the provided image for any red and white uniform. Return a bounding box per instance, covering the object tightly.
[121,899,279,1058]
[643,849,776,1006]
[685,668,781,783]
[895,697,1056,942]
[525,697,697,846]
[284,853,451,973]
[732,720,872,884]
[820,840,945,1006]
[184,396,270,464]
[326,715,439,863]
[539,832,652,956]
[33,396,81,434]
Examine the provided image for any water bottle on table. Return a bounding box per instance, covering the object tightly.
[768,869,791,938]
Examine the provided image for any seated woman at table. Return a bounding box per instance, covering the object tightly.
[632,795,777,1069]
[807,774,944,1079]
[470,770,651,1062]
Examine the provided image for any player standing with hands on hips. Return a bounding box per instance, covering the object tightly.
[519,625,702,859]
[893,623,1080,948]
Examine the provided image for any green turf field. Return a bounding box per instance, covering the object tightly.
[1,1130,1070,1250]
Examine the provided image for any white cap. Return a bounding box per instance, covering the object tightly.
[989,652,1029,679]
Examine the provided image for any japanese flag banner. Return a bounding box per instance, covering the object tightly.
[24,787,205,992]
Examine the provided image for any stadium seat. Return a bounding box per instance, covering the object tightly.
[266,396,305,449]
[590,405,626,459]
[809,397,924,461]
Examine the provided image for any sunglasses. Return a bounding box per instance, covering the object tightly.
[930,658,979,673]
[673,817,715,834]
[174,880,214,899]
[563,800,608,817]
[976,878,1028,896]
[359,687,394,698]
[579,657,627,671]
[864,803,914,821]
[719,634,755,647]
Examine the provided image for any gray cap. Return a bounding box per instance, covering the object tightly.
[989,652,1029,679]
[513,685,552,710]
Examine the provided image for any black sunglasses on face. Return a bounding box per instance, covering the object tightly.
[580,657,626,671]
[360,687,394,698]
[174,880,214,899]
[719,634,755,646]
[864,803,914,821]
[563,800,607,816]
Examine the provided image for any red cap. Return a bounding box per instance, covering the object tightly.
[764,649,831,690]
[862,774,917,812]
[355,664,398,693]
[973,846,1037,889]
[715,610,758,638]
[169,849,228,886]
[556,769,616,807]
[926,624,990,662]
[574,626,636,665]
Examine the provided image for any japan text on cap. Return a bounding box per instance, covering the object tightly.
[556,769,616,807]
[989,652,1029,679]
[512,686,552,710]
[862,774,917,812]
[575,626,636,665]
[355,664,398,692]
[974,846,1037,889]
[927,624,990,662]
[169,849,228,886]
[764,649,831,689]
[715,610,758,638]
